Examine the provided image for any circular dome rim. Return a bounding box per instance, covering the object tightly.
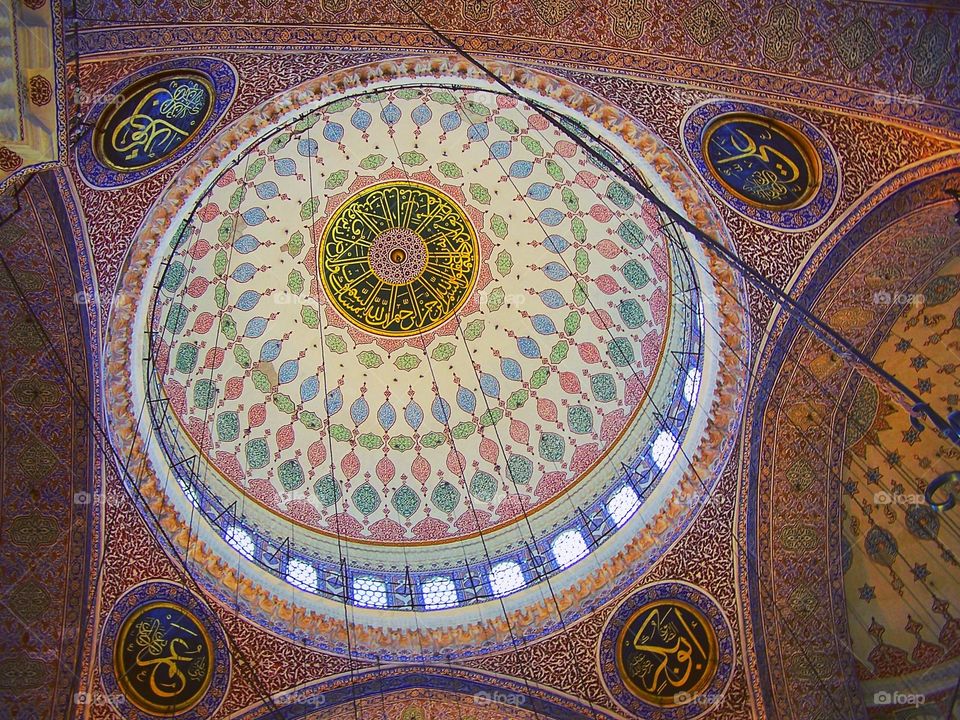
[104,55,749,659]
[141,82,682,551]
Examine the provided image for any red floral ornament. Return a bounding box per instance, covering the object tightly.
[28,75,52,106]
[0,147,23,172]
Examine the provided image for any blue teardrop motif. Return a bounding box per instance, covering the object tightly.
[500,358,522,381]
[377,401,397,431]
[456,387,476,413]
[432,397,451,424]
[300,376,319,403]
[325,388,343,415]
[531,314,557,335]
[236,290,261,311]
[405,402,424,430]
[244,317,267,338]
[259,339,282,361]
[350,397,369,424]
[278,359,299,384]
[479,373,500,398]
[517,337,541,358]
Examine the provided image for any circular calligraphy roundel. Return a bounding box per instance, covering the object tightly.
[114,602,213,714]
[682,100,839,231]
[599,582,734,719]
[702,113,819,210]
[319,181,479,336]
[615,599,718,706]
[100,582,230,718]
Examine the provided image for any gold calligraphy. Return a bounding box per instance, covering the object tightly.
[703,113,819,210]
[616,599,718,707]
[95,72,214,172]
[320,181,479,336]
[115,602,214,714]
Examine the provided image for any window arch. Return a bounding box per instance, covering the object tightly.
[551,529,588,569]
[422,576,458,609]
[353,575,388,607]
[607,484,640,527]
[489,561,525,597]
[225,524,255,559]
[286,558,318,591]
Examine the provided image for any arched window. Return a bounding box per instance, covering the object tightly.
[551,529,588,569]
[422,576,458,609]
[286,558,318,591]
[225,524,256,559]
[353,575,388,607]
[607,484,640,527]
[651,430,679,471]
[489,561,525,597]
[683,366,701,403]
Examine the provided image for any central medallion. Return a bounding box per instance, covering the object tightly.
[320,181,479,336]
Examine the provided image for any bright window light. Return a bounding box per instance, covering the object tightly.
[489,561,525,597]
[607,484,640,527]
[551,529,588,569]
[178,477,200,506]
[225,524,255,559]
[422,576,458,609]
[651,430,679,471]
[286,558,318,591]
[353,575,388,608]
[683,367,701,403]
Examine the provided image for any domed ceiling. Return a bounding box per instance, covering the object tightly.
[6,4,957,718]
[106,57,746,659]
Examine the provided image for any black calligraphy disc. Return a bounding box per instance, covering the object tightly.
[114,601,214,714]
[703,113,819,210]
[615,599,719,707]
[319,181,479,336]
[95,70,214,173]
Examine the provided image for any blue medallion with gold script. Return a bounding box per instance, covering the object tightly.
[115,601,213,714]
[99,581,230,718]
[703,113,818,210]
[682,101,838,231]
[96,72,213,173]
[77,58,236,189]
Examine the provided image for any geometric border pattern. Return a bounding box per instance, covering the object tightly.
[598,580,735,719]
[682,100,841,232]
[75,57,236,189]
[98,580,231,719]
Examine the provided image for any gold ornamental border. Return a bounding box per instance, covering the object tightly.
[105,55,749,658]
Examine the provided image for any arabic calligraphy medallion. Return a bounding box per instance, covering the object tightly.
[94,70,214,173]
[616,599,718,706]
[320,181,479,336]
[114,601,214,714]
[703,113,819,210]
